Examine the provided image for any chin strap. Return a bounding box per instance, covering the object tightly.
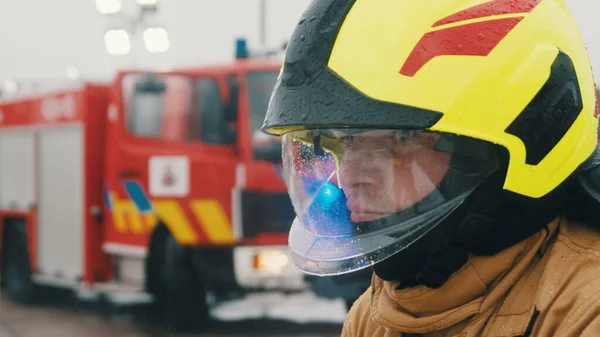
[388,169,506,289]
[415,244,469,289]
[416,203,497,288]
[564,145,600,226]
[577,146,600,201]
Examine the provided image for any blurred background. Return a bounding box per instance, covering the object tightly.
[0,0,309,96]
[0,0,598,92]
[0,1,598,337]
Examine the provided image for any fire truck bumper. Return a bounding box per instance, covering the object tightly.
[233,245,308,291]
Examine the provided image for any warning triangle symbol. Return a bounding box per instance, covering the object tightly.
[162,166,176,186]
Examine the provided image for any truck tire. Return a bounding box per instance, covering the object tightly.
[0,220,35,304]
[145,224,168,301]
[162,232,211,332]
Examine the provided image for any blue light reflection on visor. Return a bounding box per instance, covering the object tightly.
[301,176,353,237]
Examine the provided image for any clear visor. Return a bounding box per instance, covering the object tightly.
[282,129,499,276]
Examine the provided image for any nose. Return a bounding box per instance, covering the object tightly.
[339,147,375,189]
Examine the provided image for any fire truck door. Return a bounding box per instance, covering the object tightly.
[37,125,84,281]
[110,73,238,246]
[0,130,35,212]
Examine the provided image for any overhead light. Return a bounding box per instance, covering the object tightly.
[104,29,131,55]
[136,0,158,6]
[95,0,121,14]
[143,27,170,53]
[136,0,158,11]
[66,66,80,80]
[4,80,18,95]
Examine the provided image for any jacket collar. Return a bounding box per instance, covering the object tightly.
[370,217,560,336]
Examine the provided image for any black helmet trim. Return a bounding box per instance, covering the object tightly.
[505,51,583,166]
[262,67,443,134]
[279,0,357,89]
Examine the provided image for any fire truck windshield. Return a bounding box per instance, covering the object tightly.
[123,73,194,142]
[122,70,282,157]
[247,70,281,162]
[247,70,278,134]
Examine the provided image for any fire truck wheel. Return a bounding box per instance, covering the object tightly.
[145,224,168,299]
[0,220,35,304]
[162,232,211,332]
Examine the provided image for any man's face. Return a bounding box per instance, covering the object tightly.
[334,130,452,222]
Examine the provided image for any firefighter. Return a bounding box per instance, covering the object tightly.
[261,0,600,336]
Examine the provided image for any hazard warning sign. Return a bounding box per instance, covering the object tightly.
[149,156,189,197]
[162,166,176,186]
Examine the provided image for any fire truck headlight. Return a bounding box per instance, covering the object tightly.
[253,250,290,275]
[104,29,131,55]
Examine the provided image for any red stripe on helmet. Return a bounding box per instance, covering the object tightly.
[400,17,522,77]
[433,0,542,27]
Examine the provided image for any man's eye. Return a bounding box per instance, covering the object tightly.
[342,136,354,144]
[395,131,415,141]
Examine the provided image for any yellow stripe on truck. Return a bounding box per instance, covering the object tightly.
[127,207,145,234]
[143,212,158,231]
[110,192,148,234]
[153,200,198,244]
[190,199,234,244]
[110,192,133,233]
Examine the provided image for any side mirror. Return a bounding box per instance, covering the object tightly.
[126,73,166,136]
[197,77,238,145]
[224,76,239,123]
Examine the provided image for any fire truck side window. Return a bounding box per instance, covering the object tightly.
[194,78,236,145]
[127,89,163,137]
[247,71,282,162]
[224,75,239,123]
[124,73,193,142]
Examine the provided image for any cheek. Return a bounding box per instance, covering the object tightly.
[390,150,452,208]
[392,150,451,182]
[419,150,452,184]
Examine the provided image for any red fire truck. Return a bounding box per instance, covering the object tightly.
[0,44,304,330]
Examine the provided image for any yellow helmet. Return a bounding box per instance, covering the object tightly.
[262,0,599,284]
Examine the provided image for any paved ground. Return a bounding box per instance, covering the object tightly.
[0,288,343,337]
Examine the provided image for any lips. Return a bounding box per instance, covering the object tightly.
[346,191,390,222]
[350,212,389,222]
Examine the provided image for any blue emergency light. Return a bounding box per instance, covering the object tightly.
[235,38,249,59]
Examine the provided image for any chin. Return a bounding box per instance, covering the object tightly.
[351,212,387,223]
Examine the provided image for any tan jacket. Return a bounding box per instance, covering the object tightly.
[342,216,600,337]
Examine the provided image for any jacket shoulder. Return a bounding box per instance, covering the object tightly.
[342,283,392,337]
[556,218,600,254]
[533,219,600,336]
